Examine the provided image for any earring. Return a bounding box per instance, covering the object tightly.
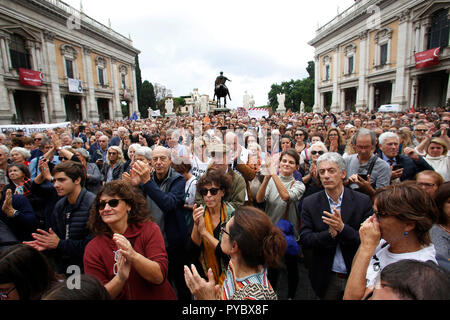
[404,232,409,237]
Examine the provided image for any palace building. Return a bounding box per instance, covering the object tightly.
[309,0,449,113]
[0,0,140,124]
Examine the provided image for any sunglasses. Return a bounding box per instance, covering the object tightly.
[59,156,69,161]
[311,150,325,155]
[199,187,221,196]
[34,138,42,141]
[295,133,304,136]
[98,199,125,210]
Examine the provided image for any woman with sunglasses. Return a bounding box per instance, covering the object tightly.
[102,146,125,183]
[300,142,328,198]
[83,180,177,300]
[190,138,210,179]
[184,206,286,300]
[294,129,308,155]
[0,244,57,300]
[343,182,438,300]
[190,167,235,287]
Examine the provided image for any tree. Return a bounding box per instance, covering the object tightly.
[135,55,144,116]
[140,80,157,117]
[267,61,315,113]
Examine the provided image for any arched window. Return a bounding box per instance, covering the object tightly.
[9,33,31,69]
[427,9,449,49]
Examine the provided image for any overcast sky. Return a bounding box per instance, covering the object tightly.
[64,0,356,109]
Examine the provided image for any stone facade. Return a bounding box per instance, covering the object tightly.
[309,0,450,113]
[0,0,140,124]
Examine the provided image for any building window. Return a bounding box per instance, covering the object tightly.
[9,34,31,69]
[60,44,78,79]
[98,68,104,86]
[325,65,330,81]
[65,59,74,78]
[380,44,388,65]
[374,28,392,68]
[348,56,354,74]
[121,74,126,89]
[427,9,449,49]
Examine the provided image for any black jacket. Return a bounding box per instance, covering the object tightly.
[300,187,373,298]
[52,187,95,273]
[376,150,434,181]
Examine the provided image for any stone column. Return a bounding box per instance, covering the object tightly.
[446,71,450,105]
[82,46,98,121]
[392,9,410,111]
[355,30,368,111]
[110,58,122,120]
[8,88,17,118]
[0,32,10,72]
[419,19,431,52]
[340,89,345,112]
[41,93,50,123]
[410,77,418,111]
[130,63,139,116]
[330,45,340,112]
[368,84,375,112]
[42,31,65,123]
[312,54,322,112]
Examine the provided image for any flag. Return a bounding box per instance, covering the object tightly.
[19,68,43,86]
[409,104,415,113]
[203,115,211,123]
[130,112,138,121]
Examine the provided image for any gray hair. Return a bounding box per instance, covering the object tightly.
[128,143,142,159]
[74,148,90,160]
[0,145,10,156]
[72,137,84,144]
[378,132,400,146]
[10,147,31,159]
[352,128,377,146]
[316,152,346,173]
[135,146,153,160]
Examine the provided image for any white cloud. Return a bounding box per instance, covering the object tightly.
[65,0,356,108]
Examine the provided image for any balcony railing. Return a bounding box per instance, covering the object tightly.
[38,0,133,46]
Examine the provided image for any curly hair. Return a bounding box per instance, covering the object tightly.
[197,166,232,199]
[88,180,151,237]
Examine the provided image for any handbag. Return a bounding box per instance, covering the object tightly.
[275,180,299,256]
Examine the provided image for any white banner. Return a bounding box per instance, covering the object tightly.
[151,110,161,117]
[248,108,269,120]
[0,122,71,136]
[68,78,83,93]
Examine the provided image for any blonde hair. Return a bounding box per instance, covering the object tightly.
[106,146,125,165]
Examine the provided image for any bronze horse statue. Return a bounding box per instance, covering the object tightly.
[213,72,232,107]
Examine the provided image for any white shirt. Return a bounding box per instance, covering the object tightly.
[365,240,437,287]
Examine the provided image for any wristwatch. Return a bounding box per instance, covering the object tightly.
[8,210,19,218]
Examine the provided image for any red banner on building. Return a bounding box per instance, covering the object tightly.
[414,47,440,69]
[19,68,43,86]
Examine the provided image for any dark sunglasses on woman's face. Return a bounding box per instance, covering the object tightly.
[98,199,124,210]
[311,150,325,155]
[199,187,220,196]
[59,156,69,161]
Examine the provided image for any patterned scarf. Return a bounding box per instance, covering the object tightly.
[201,202,227,286]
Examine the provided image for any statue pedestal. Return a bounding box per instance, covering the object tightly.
[277,107,286,114]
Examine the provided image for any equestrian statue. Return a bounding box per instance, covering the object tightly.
[213,71,232,107]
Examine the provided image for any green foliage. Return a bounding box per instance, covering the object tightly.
[140,80,157,117]
[268,61,315,113]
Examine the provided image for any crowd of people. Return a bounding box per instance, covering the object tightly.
[0,107,449,301]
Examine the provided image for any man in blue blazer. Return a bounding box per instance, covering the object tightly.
[300,152,373,300]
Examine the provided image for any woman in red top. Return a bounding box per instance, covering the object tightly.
[83,180,176,300]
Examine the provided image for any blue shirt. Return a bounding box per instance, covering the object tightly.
[325,187,347,274]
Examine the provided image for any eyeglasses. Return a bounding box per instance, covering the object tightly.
[98,199,124,210]
[311,150,325,155]
[199,187,220,196]
[0,286,16,300]
[113,250,119,275]
[220,222,231,237]
[417,182,436,189]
